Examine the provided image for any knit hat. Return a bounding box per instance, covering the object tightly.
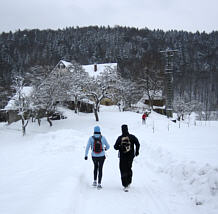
[121,124,129,136]
[94,126,101,134]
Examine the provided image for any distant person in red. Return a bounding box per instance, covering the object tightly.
[142,113,147,124]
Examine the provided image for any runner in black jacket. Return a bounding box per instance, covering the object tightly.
[114,124,140,191]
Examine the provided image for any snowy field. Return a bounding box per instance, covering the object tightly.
[0,105,218,214]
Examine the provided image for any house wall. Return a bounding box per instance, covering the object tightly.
[7,110,21,124]
[100,98,114,106]
[65,101,93,113]
[0,110,8,122]
[144,99,165,106]
[153,108,166,115]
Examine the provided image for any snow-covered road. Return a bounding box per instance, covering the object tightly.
[0,106,217,214]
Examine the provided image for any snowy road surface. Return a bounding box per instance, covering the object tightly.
[0,106,217,214]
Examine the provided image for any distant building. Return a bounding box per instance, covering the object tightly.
[55,60,118,78]
[141,90,166,115]
[54,60,118,106]
[142,90,165,106]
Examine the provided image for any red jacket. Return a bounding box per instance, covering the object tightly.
[142,114,146,120]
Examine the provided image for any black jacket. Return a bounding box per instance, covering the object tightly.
[114,133,140,158]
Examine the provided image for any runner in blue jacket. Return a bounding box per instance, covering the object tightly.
[85,126,110,189]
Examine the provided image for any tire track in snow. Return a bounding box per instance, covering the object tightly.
[130,159,172,214]
[71,172,87,214]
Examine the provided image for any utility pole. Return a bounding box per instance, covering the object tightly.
[160,48,178,118]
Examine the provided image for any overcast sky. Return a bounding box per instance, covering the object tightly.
[0,0,217,33]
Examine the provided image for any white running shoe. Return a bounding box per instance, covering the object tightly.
[123,187,129,192]
[97,184,102,190]
[92,181,97,187]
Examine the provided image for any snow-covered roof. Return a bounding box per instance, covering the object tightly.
[56,60,117,78]
[82,63,117,78]
[59,60,72,68]
[4,86,33,110]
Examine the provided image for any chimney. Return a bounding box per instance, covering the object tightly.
[94,63,97,72]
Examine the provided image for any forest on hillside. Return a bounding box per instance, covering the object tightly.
[0,26,217,111]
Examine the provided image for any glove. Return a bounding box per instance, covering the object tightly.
[135,151,139,156]
[84,156,88,160]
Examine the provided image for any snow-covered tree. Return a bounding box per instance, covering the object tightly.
[97,65,121,104]
[173,98,186,120]
[12,76,31,135]
[173,97,204,121]
[117,79,139,111]
[31,66,74,126]
[68,61,90,113]
[136,67,164,110]
[83,76,107,121]
[24,65,52,86]
[98,68,141,111]
[31,78,56,126]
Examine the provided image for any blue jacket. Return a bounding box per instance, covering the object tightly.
[85,134,110,157]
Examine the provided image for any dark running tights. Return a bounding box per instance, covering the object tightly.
[120,157,134,187]
[92,156,105,184]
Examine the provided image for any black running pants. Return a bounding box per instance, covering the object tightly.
[92,156,105,184]
[119,157,134,187]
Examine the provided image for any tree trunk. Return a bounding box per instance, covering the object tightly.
[94,108,99,121]
[97,101,100,112]
[47,116,52,126]
[74,97,78,114]
[22,118,25,136]
[22,118,28,136]
[37,118,41,126]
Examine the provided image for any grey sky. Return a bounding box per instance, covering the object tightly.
[0,0,217,33]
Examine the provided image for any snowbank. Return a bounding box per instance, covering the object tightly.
[144,143,218,208]
[139,112,218,212]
